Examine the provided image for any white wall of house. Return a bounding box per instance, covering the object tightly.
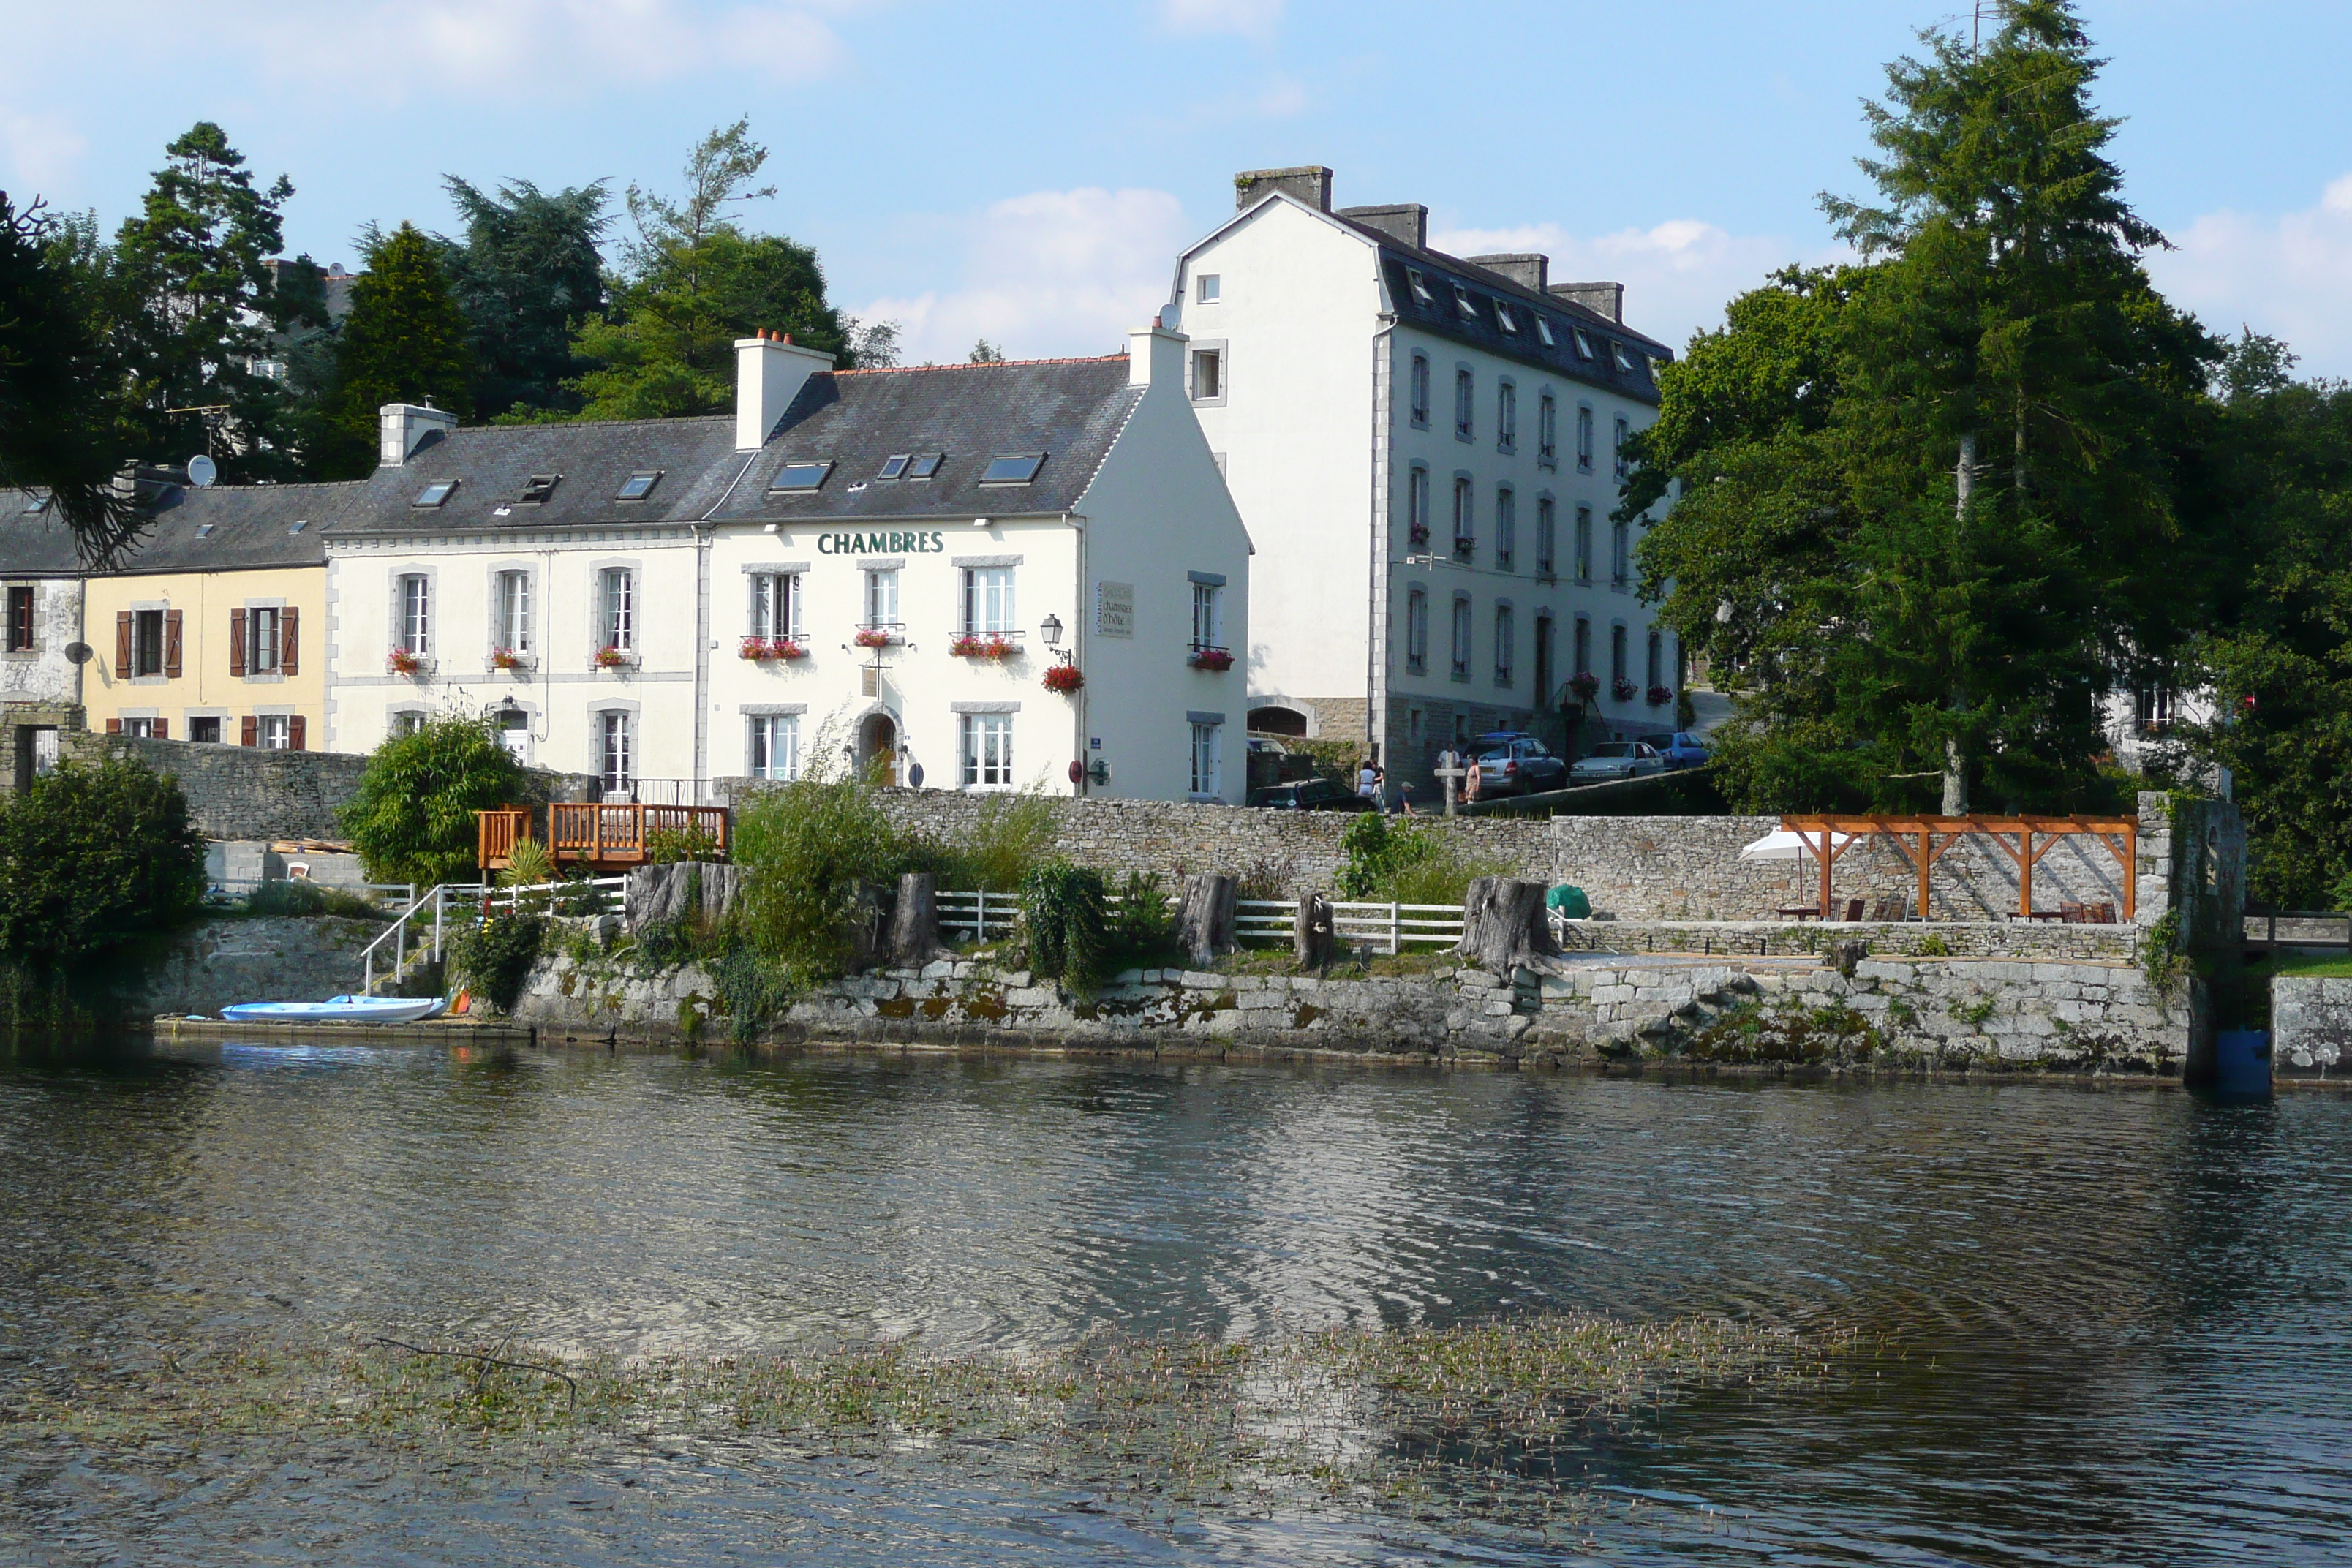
[325,530,701,792]
[0,576,83,707]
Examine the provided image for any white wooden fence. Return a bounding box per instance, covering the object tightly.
[1235,898,1466,954]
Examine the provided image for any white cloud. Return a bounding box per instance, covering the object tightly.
[854,187,1191,364]
[1432,218,1823,354]
[2148,174,2352,378]
[0,111,88,196]
[1156,0,1281,41]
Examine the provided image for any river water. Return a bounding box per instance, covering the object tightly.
[1,1036,2346,1565]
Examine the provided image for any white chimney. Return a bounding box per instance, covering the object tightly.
[378,403,457,467]
[1128,322,1187,390]
[736,332,835,451]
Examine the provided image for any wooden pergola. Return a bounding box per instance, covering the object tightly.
[1779,814,2139,923]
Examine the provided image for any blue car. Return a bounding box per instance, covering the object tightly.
[1637,731,1711,771]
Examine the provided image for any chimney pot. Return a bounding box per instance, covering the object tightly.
[1467,253,1549,295]
[1549,281,1625,324]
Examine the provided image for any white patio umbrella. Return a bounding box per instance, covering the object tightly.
[1738,829,1854,861]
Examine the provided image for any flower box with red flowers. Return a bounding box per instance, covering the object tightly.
[1567,671,1600,703]
[1611,676,1639,702]
[595,646,638,669]
[1041,663,1085,694]
[1187,645,1235,672]
[950,633,1019,660]
[1409,524,1431,549]
[853,627,900,649]
[387,648,426,676]
[739,636,804,661]
[1646,685,1676,706]
[489,648,531,672]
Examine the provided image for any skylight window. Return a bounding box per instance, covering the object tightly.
[1495,301,1518,334]
[519,474,561,505]
[616,470,662,501]
[288,520,307,534]
[413,480,457,508]
[768,460,834,492]
[20,492,48,514]
[907,453,944,480]
[1572,330,1594,361]
[1454,285,1479,320]
[1610,343,1633,372]
[194,523,215,539]
[1534,316,1556,347]
[878,454,911,480]
[1406,269,1433,306]
[979,453,1047,485]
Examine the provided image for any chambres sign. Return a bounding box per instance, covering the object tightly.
[814,529,949,555]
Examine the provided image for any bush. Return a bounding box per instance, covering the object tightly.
[243,881,384,921]
[923,791,1057,892]
[1022,861,1109,995]
[446,911,547,1014]
[0,757,205,962]
[340,715,526,886]
[1334,813,1507,906]
[1109,870,1179,960]
[731,747,918,987]
[647,823,723,864]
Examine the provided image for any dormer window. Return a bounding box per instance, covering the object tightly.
[769,460,834,492]
[979,453,1047,485]
[616,470,662,501]
[1453,285,1478,320]
[1572,330,1594,361]
[878,454,911,480]
[1406,269,1433,306]
[1534,316,1556,347]
[906,453,944,480]
[1611,343,1634,372]
[1495,302,1518,335]
[413,480,457,508]
[519,474,560,505]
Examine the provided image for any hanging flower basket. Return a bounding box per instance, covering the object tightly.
[489,648,529,671]
[854,627,899,649]
[387,648,425,676]
[1042,663,1085,694]
[950,633,1019,660]
[1611,676,1639,702]
[1646,684,1676,706]
[1567,671,1600,703]
[1187,646,1235,672]
[595,646,636,669]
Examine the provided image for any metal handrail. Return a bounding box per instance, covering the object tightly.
[359,883,487,995]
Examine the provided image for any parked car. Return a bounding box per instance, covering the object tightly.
[1469,732,1569,796]
[1637,731,1711,771]
[1248,777,1375,812]
[1569,742,1665,783]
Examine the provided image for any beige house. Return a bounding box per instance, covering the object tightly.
[82,479,355,747]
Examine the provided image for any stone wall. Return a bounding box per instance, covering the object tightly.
[513,948,2192,1076]
[106,915,380,1019]
[2274,976,2352,1081]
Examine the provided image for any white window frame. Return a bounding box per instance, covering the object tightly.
[748,712,801,780]
[1614,415,1632,481]
[1537,391,1558,468]
[1576,405,1595,473]
[1493,603,1515,687]
[398,574,430,657]
[1196,273,1221,304]
[1452,475,1474,560]
[1535,497,1556,578]
[1189,721,1222,798]
[246,606,282,674]
[1191,344,1226,404]
[1575,505,1594,584]
[1494,486,1515,573]
[1409,353,1431,428]
[1496,380,1517,454]
[1450,594,1473,679]
[599,710,633,794]
[751,571,802,640]
[864,568,901,630]
[1406,587,1428,674]
[961,712,1014,790]
[1454,367,1474,440]
[1191,581,1224,651]
[494,570,533,655]
[600,567,636,653]
[258,714,293,750]
[963,567,1016,635]
[1612,517,1631,589]
[1407,465,1431,545]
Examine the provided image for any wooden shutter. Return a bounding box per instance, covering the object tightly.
[163,611,184,678]
[153,718,167,739]
[289,715,306,751]
[241,715,257,747]
[115,611,132,673]
[105,717,121,734]
[280,606,299,676]
[228,611,246,676]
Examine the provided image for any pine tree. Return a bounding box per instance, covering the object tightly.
[440,176,609,420]
[315,223,473,478]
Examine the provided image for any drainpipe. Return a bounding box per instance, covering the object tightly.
[1367,321,1395,792]
[693,523,712,803]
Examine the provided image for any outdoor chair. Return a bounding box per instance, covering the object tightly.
[2091,902,2116,924]
[1841,898,1867,923]
[2060,900,2085,924]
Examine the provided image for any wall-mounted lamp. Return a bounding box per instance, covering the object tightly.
[1039,612,1072,664]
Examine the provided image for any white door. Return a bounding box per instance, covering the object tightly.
[498,713,532,767]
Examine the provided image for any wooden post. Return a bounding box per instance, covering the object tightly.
[1918,829,1932,921]
[1817,827,1833,917]
[2123,822,2137,923]
[2020,826,2032,918]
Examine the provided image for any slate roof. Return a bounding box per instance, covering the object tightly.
[726,358,1141,523]
[105,479,360,573]
[0,492,88,576]
[323,415,747,540]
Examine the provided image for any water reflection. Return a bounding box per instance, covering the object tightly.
[1,1036,2348,1564]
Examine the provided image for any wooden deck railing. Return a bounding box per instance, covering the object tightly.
[477,804,730,871]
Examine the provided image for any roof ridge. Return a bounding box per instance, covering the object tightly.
[832,354,1128,377]
[450,413,733,433]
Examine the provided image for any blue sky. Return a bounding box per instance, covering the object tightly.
[10,1,2351,372]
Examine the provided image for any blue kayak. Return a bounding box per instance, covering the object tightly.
[219,995,448,1025]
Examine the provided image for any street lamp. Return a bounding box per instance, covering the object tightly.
[1040,612,1072,665]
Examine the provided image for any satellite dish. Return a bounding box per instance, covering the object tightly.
[64,641,92,666]
[186,454,218,487]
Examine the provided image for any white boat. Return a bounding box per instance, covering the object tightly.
[219,995,449,1025]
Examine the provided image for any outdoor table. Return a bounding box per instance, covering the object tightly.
[1776,905,1822,921]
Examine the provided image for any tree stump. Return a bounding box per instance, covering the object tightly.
[1294,892,1334,968]
[1175,873,1238,968]
[1455,876,1566,975]
[847,879,891,970]
[890,872,943,965]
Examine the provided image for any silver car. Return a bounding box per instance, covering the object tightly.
[1569,741,1665,783]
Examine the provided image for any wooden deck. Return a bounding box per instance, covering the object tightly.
[477,803,731,873]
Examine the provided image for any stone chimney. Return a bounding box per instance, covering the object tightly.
[1337,203,1427,249]
[735,331,835,451]
[1469,254,1549,293]
[1234,165,1333,213]
[1127,322,1187,390]
[378,403,457,467]
[1550,282,1624,324]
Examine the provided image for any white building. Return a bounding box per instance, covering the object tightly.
[1164,165,1679,799]
[322,326,1251,805]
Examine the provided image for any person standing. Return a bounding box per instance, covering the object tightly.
[1357,758,1382,803]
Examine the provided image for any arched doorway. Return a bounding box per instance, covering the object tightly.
[1246,705,1309,737]
[858,712,899,785]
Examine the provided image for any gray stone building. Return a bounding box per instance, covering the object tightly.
[0,490,89,791]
